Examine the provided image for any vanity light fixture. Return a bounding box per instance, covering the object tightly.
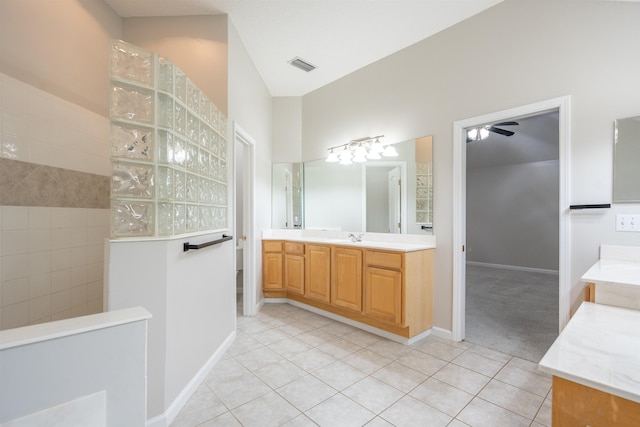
[325,135,398,164]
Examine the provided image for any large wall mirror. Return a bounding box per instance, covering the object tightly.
[272,136,433,234]
[614,116,640,202]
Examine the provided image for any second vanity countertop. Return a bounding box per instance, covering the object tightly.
[539,302,640,403]
[581,244,640,287]
[262,229,436,252]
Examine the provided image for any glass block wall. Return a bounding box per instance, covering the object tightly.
[415,162,433,225]
[109,40,228,238]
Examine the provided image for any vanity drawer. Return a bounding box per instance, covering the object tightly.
[263,240,283,252]
[285,242,305,255]
[366,250,402,270]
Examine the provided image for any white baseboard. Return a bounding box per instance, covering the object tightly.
[285,299,432,345]
[146,330,236,427]
[263,297,288,303]
[466,261,558,275]
[429,326,453,341]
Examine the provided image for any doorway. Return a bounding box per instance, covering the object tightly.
[452,96,572,346]
[233,123,257,316]
[464,111,560,361]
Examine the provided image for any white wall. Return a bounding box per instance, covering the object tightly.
[228,20,274,308]
[467,160,560,270]
[108,234,235,424]
[272,97,303,162]
[0,0,121,117]
[0,307,150,426]
[301,0,640,330]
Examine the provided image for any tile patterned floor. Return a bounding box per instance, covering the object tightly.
[171,303,552,427]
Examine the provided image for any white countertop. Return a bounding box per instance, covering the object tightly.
[538,302,640,403]
[581,244,640,286]
[581,259,640,286]
[0,307,151,351]
[261,229,436,252]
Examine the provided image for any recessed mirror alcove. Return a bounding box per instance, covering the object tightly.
[272,136,433,234]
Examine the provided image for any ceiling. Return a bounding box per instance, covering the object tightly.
[103,0,504,97]
[466,112,560,170]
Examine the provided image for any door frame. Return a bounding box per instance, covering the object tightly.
[233,122,258,316]
[451,96,572,342]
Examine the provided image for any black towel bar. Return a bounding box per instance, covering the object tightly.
[569,204,611,210]
[183,234,233,252]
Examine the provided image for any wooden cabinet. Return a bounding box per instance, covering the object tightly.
[262,239,434,338]
[285,242,305,295]
[363,248,433,332]
[331,246,363,312]
[262,240,284,296]
[305,244,331,303]
[365,253,403,324]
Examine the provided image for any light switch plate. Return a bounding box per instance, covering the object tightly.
[616,214,640,232]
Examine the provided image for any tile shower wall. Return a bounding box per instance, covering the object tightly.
[0,72,111,331]
[0,206,109,330]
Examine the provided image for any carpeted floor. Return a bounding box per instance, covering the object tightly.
[465,263,559,363]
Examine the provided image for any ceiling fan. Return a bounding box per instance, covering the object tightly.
[466,121,519,142]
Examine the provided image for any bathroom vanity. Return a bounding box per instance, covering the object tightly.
[539,302,640,426]
[581,244,640,310]
[539,244,640,426]
[262,230,436,341]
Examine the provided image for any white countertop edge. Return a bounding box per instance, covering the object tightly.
[262,229,436,252]
[538,302,640,403]
[0,307,152,351]
[537,365,640,404]
[581,259,640,287]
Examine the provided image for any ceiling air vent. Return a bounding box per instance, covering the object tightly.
[289,57,317,72]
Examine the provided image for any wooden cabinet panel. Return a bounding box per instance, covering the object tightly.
[285,241,305,255]
[366,250,402,270]
[263,252,283,290]
[364,266,402,324]
[263,240,283,253]
[285,254,305,295]
[552,376,640,427]
[305,244,331,303]
[331,247,363,312]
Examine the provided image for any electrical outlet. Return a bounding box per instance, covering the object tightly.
[616,214,640,232]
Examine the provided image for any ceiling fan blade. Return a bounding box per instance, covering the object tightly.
[493,121,519,127]
[488,126,515,137]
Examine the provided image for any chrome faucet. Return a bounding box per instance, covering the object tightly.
[348,233,363,242]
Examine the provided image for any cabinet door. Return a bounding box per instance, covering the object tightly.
[285,254,305,295]
[331,247,363,312]
[365,266,402,324]
[305,244,331,303]
[263,252,283,290]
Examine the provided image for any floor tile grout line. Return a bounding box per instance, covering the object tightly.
[183,303,552,426]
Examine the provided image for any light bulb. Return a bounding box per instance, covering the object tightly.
[367,150,382,160]
[339,156,353,165]
[382,145,398,157]
[370,138,384,153]
[326,150,339,162]
[353,153,367,162]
